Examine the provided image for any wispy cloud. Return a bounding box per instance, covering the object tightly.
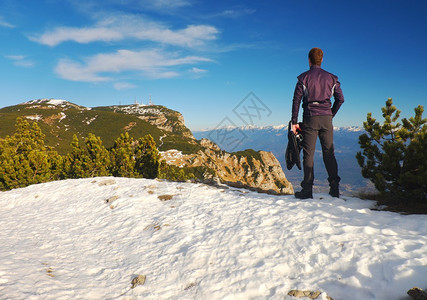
[68,0,191,14]
[126,0,191,11]
[5,55,34,67]
[113,82,136,90]
[31,14,219,48]
[55,49,213,82]
[0,16,14,28]
[190,67,208,74]
[214,8,256,18]
[189,67,208,78]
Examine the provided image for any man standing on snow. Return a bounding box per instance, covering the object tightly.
[291,47,344,199]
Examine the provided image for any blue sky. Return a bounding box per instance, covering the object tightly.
[0,0,426,130]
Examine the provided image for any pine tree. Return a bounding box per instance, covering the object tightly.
[356,99,426,203]
[0,118,63,190]
[135,134,160,179]
[109,132,137,177]
[63,134,87,178]
[64,134,111,178]
[84,133,110,177]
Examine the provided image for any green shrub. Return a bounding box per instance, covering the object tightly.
[135,134,160,179]
[109,132,138,178]
[0,117,200,190]
[356,98,426,203]
[0,118,63,190]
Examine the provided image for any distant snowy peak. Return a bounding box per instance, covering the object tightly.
[196,124,363,133]
[333,126,364,132]
[196,124,288,132]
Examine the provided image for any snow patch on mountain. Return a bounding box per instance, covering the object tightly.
[20,98,91,110]
[22,98,68,106]
[111,104,161,116]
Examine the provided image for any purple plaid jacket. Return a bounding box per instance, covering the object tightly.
[291,65,344,124]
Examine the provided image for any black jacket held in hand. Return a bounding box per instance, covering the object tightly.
[285,121,303,170]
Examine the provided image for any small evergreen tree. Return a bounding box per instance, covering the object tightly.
[135,134,160,179]
[158,161,196,181]
[109,132,138,178]
[84,133,110,177]
[63,134,110,178]
[63,134,87,178]
[0,118,63,190]
[356,98,426,203]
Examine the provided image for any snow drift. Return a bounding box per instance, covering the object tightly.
[0,177,426,299]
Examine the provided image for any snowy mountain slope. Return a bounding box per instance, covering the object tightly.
[0,178,426,299]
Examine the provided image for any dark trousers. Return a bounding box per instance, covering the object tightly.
[301,115,340,189]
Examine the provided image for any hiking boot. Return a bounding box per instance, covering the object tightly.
[295,188,313,199]
[329,185,339,198]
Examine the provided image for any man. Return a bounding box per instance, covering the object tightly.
[291,47,344,199]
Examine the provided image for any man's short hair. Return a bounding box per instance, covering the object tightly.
[309,48,323,66]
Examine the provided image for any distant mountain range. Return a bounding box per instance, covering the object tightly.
[193,125,373,195]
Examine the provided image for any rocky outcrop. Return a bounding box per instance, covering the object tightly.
[161,138,293,195]
[287,290,333,300]
[111,104,195,140]
[408,287,427,300]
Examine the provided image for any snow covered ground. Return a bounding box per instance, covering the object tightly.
[0,177,426,300]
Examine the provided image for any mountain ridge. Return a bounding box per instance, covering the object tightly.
[0,98,293,194]
[194,123,364,133]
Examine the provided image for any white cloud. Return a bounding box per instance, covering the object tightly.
[33,27,123,46]
[31,14,219,48]
[5,55,34,68]
[215,8,256,18]
[134,0,191,11]
[113,82,137,90]
[189,67,208,78]
[190,67,208,74]
[55,49,213,82]
[70,0,191,13]
[6,55,25,60]
[0,16,14,28]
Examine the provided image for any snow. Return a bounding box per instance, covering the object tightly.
[333,126,364,132]
[160,149,184,165]
[46,99,67,106]
[25,114,43,121]
[0,177,426,300]
[84,115,98,125]
[196,125,363,133]
[112,104,161,116]
[22,98,68,106]
[58,112,67,122]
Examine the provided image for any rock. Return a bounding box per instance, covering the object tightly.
[98,179,116,186]
[408,287,427,300]
[131,274,146,289]
[287,289,333,300]
[105,195,119,204]
[184,282,197,290]
[160,139,294,195]
[200,138,221,151]
[158,194,174,201]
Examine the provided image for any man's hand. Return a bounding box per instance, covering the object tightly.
[292,123,301,134]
